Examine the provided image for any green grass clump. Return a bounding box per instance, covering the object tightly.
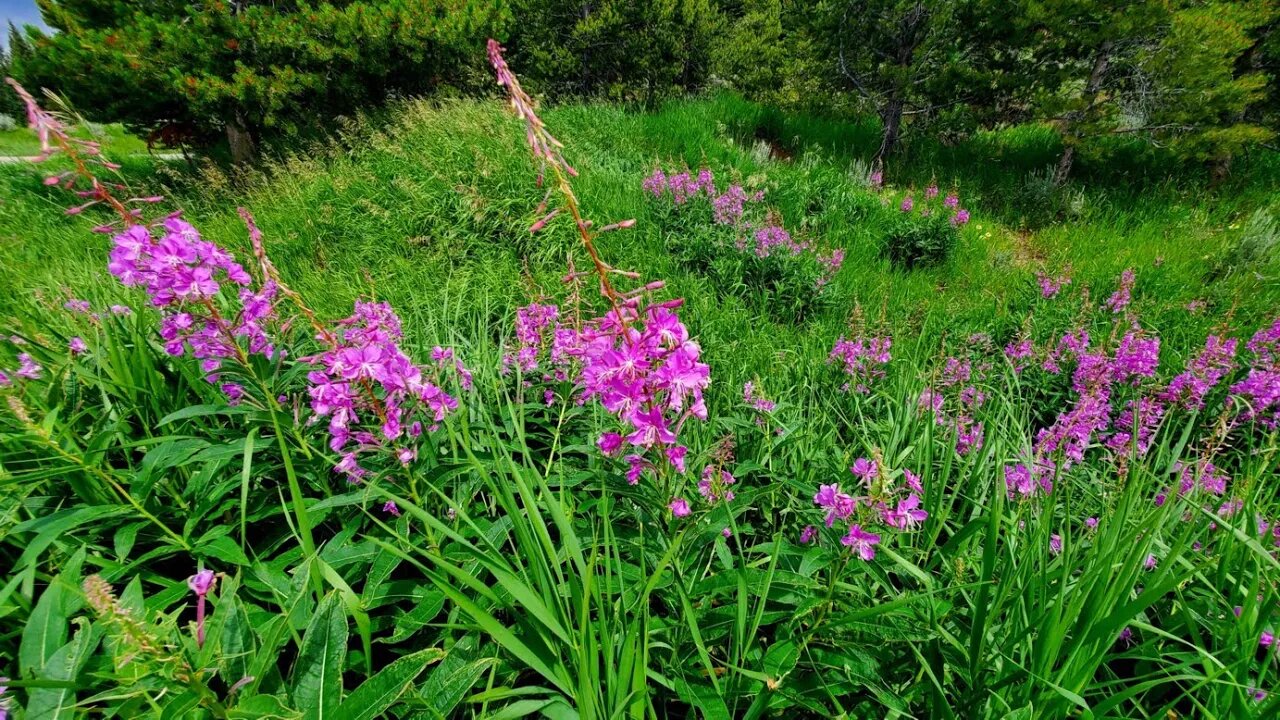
[0,92,1278,718]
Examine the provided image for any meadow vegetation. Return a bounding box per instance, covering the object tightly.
[1,44,1279,719]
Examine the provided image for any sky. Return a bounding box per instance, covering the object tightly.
[1,0,52,49]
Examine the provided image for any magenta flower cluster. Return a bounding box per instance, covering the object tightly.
[108,218,276,400]
[305,300,470,482]
[812,460,927,560]
[503,298,711,485]
[829,334,892,394]
[920,351,990,456]
[643,165,843,286]
[1229,317,1280,428]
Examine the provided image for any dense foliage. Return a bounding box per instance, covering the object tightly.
[2,42,1280,718]
[14,0,510,160]
[7,1,1278,176]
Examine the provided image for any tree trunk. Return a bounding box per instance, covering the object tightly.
[1054,40,1113,186]
[878,95,905,161]
[226,111,256,166]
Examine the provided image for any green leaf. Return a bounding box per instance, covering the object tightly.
[20,580,68,676]
[294,593,348,720]
[25,621,94,720]
[334,647,445,720]
[229,694,301,719]
[158,403,250,427]
[415,648,497,718]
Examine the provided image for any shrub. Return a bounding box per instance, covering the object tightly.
[879,184,970,268]
[643,165,843,320]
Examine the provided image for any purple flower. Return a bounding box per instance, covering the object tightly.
[943,193,959,209]
[1162,335,1236,410]
[1261,631,1275,648]
[883,494,928,530]
[1037,271,1071,299]
[841,524,881,560]
[69,337,88,355]
[1144,553,1158,571]
[799,525,817,544]
[721,527,732,538]
[598,432,624,457]
[668,498,691,517]
[63,298,91,314]
[1049,534,1062,555]
[830,335,892,394]
[642,168,667,197]
[698,466,736,504]
[383,501,401,517]
[188,568,216,648]
[900,195,914,213]
[849,457,877,485]
[109,304,132,316]
[1085,516,1098,530]
[15,353,41,380]
[1005,464,1036,499]
[814,483,856,527]
[1106,268,1135,313]
[903,469,923,494]
[925,184,939,199]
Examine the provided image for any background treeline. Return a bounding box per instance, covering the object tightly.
[4,0,1278,177]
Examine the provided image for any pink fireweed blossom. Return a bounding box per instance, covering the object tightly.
[1037,271,1071,299]
[1049,534,1062,555]
[642,168,667,197]
[799,525,817,544]
[900,195,914,213]
[108,218,278,396]
[668,498,691,517]
[841,524,881,560]
[382,501,401,517]
[304,300,467,482]
[1162,335,1236,410]
[69,337,87,354]
[698,466,736,503]
[943,193,959,209]
[951,209,971,226]
[187,568,216,648]
[1106,268,1136,313]
[850,457,878,486]
[64,298,91,314]
[830,334,892,394]
[814,483,856,527]
[15,353,42,380]
[1004,338,1034,373]
[925,184,939,199]
[1005,463,1038,499]
[883,494,928,530]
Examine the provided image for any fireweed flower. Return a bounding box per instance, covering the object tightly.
[668,498,691,517]
[1144,553,1158,570]
[304,300,468,482]
[1162,335,1236,410]
[1106,268,1136,313]
[841,524,881,560]
[950,209,971,226]
[69,336,88,354]
[187,568,216,648]
[698,466,736,503]
[943,193,959,209]
[382,501,402,517]
[814,483,856,527]
[883,494,928,530]
[926,184,939,199]
[900,195,914,213]
[1004,338,1034,373]
[15,353,42,380]
[830,334,892,394]
[1005,463,1038,499]
[1036,271,1071,299]
[799,525,817,544]
[109,304,132,315]
[64,298,91,314]
[1050,533,1063,555]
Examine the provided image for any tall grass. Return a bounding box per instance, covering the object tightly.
[0,86,1277,718]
